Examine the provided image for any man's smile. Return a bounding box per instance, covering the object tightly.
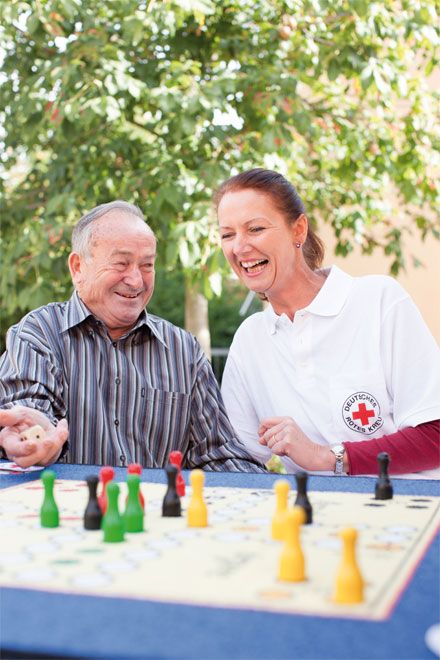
[115,291,143,299]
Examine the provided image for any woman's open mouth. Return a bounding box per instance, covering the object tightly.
[240,259,269,274]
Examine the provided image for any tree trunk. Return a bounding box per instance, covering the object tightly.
[184,279,211,360]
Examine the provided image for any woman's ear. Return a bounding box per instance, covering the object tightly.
[292,213,309,245]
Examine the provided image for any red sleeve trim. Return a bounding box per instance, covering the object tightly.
[344,420,440,475]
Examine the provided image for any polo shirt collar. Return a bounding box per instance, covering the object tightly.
[61,291,167,346]
[306,265,353,316]
[264,265,354,334]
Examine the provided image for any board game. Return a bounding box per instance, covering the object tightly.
[0,478,438,621]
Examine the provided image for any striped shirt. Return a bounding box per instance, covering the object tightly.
[0,292,265,471]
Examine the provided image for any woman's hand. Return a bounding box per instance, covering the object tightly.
[258,416,334,471]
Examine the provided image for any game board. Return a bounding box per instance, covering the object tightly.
[0,478,438,621]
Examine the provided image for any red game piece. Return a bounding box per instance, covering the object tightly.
[98,466,115,514]
[169,451,185,497]
[127,463,145,510]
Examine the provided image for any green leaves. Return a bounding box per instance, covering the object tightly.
[1,0,439,344]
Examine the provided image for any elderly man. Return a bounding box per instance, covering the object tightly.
[0,201,264,472]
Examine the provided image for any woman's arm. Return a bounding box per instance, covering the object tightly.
[344,419,439,475]
[259,417,439,475]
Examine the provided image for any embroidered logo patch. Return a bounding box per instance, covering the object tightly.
[342,392,384,435]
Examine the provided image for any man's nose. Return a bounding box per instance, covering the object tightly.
[124,266,143,287]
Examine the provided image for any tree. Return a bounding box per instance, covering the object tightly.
[1,0,439,351]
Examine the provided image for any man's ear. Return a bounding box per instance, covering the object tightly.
[292,213,309,245]
[68,252,83,285]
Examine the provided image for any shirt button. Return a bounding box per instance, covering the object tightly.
[115,378,120,385]
[120,454,126,465]
[114,419,119,426]
[112,342,117,348]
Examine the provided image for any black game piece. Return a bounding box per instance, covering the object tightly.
[162,464,182,517]
[84,475,103,530]
[294,471,313,524]
[375,452,393,500]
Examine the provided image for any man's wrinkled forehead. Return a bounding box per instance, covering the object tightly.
[90,211,156,243]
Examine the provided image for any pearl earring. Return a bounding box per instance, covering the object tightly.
[295,242,301,248]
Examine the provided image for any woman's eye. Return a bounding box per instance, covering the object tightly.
[250,226,264,233]
[221,233,233,240]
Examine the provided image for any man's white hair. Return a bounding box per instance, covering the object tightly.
[72,201,151,257]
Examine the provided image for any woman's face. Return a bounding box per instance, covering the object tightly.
[218,188,301,297]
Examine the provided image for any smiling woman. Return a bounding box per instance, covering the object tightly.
[215,169,440,478]
[216,171,324,312]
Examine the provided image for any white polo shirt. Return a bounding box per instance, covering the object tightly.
[221,266,440,477]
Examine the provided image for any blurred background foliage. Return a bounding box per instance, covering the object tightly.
[0,0,439,354]
[148,267,262,347]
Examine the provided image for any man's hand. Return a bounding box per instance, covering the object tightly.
[258,416,334,471]
[0,407,68,468]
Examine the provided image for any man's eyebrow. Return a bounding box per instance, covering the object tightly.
[110,249,156,258]
[110,249,131,256]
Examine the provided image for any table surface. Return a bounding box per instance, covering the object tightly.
[1,464,439,660]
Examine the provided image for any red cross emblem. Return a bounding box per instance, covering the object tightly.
[352,403,375,426]
[342,391,383,435]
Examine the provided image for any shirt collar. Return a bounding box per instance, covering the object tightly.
[264,265,354,334]
[61,291,94,332]
[61,291,168,347]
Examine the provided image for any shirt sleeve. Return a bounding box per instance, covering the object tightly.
[0,322,66,424]
[380,289,440,428]
[184,345,266,472]
[221,348,276,465]
[344,420,440,475]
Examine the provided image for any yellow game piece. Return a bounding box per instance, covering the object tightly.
[333,527,364,604]
[278,506,306,582]
[272,479,290,540]
[187,469,208,527]
[19,424,45,442]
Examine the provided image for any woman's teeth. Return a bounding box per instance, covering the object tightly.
[240,259,268,273]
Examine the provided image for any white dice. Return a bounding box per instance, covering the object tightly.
[19,424,45,442]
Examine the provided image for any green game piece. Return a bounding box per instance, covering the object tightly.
[40,470,59,528]
[265,455,287,474]
[102,482,124,543]
[123,474,144,533]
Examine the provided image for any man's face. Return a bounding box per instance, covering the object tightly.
[69,212,157,339]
